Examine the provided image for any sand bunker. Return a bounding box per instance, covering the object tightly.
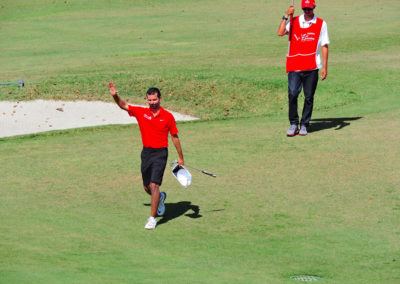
[0,100,197,138]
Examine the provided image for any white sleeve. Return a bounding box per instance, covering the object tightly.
[319,21,330,46]
[286,21,290,33]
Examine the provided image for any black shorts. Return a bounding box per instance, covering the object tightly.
[140,147,168,186]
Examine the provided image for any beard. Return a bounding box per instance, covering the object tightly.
[150,103,159,109]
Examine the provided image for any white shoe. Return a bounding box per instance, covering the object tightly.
[144,217,157,230]
[286,124,299,137]
[299,124,308,136]
[157,192,167,216]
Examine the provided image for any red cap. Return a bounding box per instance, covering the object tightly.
[302,0,316,9]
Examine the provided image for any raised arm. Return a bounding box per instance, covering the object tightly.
[108,82,129,112]
[278,5,294,36]
[171,134,184,166]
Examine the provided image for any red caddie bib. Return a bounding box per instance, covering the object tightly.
[286,16,323,72]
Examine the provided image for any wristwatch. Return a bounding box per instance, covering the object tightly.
[282,16,288,21]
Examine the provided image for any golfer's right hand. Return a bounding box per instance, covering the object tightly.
[108,82,118,96]
[287,5,295,16]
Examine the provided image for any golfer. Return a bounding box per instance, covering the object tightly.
[278,0,329,136]
[108,82,184,230]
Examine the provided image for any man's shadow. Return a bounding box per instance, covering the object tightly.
[144,201,202,226]
[309,117,362,133]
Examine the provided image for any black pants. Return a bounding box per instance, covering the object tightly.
[288,70,319,127]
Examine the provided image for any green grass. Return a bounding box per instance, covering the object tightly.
[1,0,399,118]
[1,0,400,283]
[1,111,399,283]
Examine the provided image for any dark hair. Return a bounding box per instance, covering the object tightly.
[146,87,161,98]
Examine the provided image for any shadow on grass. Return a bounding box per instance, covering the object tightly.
[144,201,202,226]
[309,117,363,133]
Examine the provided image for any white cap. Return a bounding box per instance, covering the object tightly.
[171,162,192,189]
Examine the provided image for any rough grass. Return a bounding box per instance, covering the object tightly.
[1,0,399,119]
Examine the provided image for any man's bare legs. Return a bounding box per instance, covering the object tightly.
[144,182,160,217]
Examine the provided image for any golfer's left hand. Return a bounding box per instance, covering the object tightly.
[178,158,184,166]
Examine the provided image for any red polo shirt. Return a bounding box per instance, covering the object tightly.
[128,105,178,148]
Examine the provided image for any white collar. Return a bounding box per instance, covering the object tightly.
[300,14,317,24]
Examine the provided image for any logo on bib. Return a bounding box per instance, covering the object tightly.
[294,32,316,42]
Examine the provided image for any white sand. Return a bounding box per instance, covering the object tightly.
[0,100,197,138]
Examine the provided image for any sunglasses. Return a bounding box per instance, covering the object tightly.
[302,7,314,11]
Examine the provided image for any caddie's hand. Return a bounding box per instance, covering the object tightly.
[321,69,327,81]
[178,158,184,166]
[287,5,295,16]
[108,82,118,96]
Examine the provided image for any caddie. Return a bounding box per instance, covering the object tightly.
[277,0,330,136]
